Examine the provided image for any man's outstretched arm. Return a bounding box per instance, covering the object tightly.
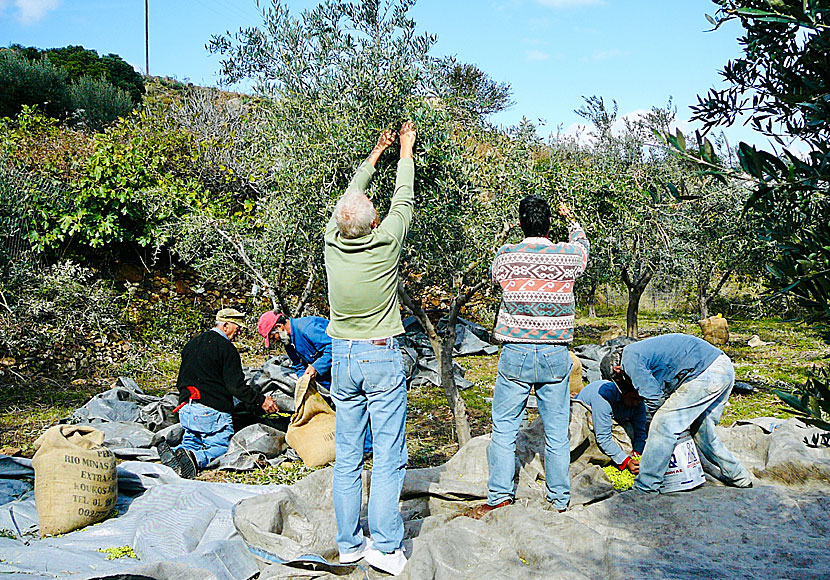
[328,129,397,232]
[380,121,416,245]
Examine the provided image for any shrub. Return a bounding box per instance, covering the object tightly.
[0,50,72,120]
[69,76,135,132]
[0,261,124,366]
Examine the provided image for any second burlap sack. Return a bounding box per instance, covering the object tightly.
[285,374,336,467]
[33,425,117,537]
[699,315,729,345]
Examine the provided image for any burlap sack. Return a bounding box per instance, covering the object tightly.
[569,351,584,396]
[600,324,624,345]
[699,315,729,345]
[32,425,117,537]
[285,374,336,467]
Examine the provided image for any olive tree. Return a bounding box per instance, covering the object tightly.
[196,0,527,445]
[566,96,686,337]
[664,1,829,427]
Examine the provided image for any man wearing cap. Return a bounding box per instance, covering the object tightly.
[600,333,753,492]
[257,311,332,395]
[575,380,646,474]
[323,121,415,576]
[160,308,278,478]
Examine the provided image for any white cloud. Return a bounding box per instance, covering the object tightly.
[13,0,61,25]
[537,0,604,7]
[526,49,551,61]
[559,109,692,147]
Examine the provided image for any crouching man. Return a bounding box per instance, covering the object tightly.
[465,195,590,518]
[601,333,752,492]
[158,309,277,478]
[575,380,646,474]
[324,122,416,576]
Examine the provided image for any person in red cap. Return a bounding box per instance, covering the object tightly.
[257,311,333,395]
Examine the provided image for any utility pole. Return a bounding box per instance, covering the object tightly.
[144,0,149,76]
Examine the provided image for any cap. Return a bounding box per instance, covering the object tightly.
[216,308,248,328]
[258,311,288,348]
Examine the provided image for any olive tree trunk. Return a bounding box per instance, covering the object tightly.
[621,267,653,338]
[398,280,487,447]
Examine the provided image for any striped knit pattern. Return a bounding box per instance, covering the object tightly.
[491,224,589,343]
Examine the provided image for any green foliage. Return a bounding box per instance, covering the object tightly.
[0,49,72,120]
[69,76,135,132]
[0,260,124,362]
[12,44,144,104]
[0,46,141,131]
[555,96,689,335]
[774,368,830,431]
[677,1,830,425]
[690,1,829,331]
[196,0,523,317]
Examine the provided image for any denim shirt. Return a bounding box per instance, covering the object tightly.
[621,334,722,415]
[286,316,333,389]
[576,380,647,464]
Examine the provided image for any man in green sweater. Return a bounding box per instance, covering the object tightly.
[324,121,415,577]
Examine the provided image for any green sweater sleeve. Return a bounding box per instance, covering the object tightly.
[378,158,415,246]
[327,161,377,233]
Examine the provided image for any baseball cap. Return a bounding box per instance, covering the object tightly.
[216,308,248,328]
[258,311,288,348]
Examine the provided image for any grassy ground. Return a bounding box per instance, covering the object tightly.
[2,314,827,484]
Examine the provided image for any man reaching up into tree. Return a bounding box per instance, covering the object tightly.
[466,196,589,518]
[324,121,416,576]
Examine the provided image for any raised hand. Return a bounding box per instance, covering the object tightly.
[376,128,397,151]
[399,120,416,158]
[367,128,397,167]
[557,203,576,222]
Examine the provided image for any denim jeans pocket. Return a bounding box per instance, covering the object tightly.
[186,405,222,433]
[498,347,527,380]
[356,350,402,394]
[540,348,571,383]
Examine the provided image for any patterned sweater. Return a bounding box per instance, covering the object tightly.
[491,223,589,343]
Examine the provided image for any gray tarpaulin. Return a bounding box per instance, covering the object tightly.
[63,378,289,471]
[0,456,281,580]
[233,414,830,580]
[4,415,830,579]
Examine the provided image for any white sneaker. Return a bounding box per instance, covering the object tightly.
[364,546,408,576]
[339,535,374,564]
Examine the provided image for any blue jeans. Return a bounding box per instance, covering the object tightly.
[635,354,752,492]
[487,343,572,510]
[175,402,234,468]
[331,338,407,554]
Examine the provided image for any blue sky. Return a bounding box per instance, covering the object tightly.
[0,0,763,146]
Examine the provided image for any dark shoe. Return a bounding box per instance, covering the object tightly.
[174,448,198,479]
[462,498,513,520]
[155,440,181,475]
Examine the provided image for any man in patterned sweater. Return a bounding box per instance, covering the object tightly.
[467,195,589,518]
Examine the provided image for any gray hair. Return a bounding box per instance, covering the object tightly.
[334,189,377,239]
